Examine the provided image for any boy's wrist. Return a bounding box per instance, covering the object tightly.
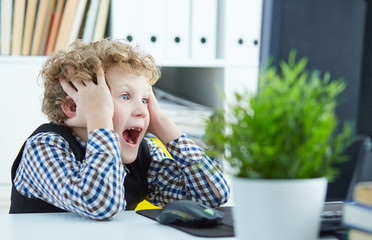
[151,115,182,144]
[87,117,113,132]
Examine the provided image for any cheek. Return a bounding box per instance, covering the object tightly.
[112,116,121,135]
[112,112,120,128]
[144,110,150,126]
[112,103,127,128]
[145,116,150,129]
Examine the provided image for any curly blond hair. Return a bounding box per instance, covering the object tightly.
[40,39,161,125]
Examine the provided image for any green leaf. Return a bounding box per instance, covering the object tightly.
[202,50,354,179]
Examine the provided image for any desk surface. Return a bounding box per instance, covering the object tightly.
[0,211,339,240]
[0,211,235,240]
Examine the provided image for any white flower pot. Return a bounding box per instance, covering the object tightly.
[232,177,327,240]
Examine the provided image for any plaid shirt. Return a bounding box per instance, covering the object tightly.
[14,129,230,220]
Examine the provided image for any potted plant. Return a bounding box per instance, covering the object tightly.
[203,51,352,240]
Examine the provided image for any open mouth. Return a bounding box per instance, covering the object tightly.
[122,127,142,145]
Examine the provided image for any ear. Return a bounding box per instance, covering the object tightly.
[61,96,76,118]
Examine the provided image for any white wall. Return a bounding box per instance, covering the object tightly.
[0,57,48,212]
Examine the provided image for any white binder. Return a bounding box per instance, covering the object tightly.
[142,0,166,61]
[224,0,263,65]
[166,0,191,60]
[190,0,217,60]
[110,0,144,48]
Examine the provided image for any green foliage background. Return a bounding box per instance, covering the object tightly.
[203,51,352,179]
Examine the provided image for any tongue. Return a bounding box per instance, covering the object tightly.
[123,130,137,144]
[128,135,134,144]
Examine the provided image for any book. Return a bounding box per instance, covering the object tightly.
[30,0,50,55]
[81,0,99,42]
[54,0,79,51]
[354,182,372,207]
[21,0,38,55]
[349,229,372,240]
[343,201,372,234]
[1,0,14,55]
[92,0,110,41]
[343,182,372,239]
[39,0,57,55]
[11,0,26,55]
[67,0,88,45]
[45,0,65,55]
[78,0,91,39]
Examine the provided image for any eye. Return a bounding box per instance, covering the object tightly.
[120,93,130,101]
[142,98,148,104]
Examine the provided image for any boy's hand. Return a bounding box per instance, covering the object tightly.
[147,88,182,143]
[60,63,114,132]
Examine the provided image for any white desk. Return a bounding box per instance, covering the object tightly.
[0,211,340,240]
[0,211,234,240]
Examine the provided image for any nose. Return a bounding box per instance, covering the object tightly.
[132,99,148,118]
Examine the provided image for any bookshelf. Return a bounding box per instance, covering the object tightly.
[0,0,263,212]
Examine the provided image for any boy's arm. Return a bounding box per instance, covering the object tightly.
[148,114,223,200]
[147,88,183,144]
[14,130,125,220]
[146,90,230,206]
[146,135,230,207]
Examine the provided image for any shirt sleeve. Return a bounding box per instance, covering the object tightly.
[146,133,230,207]
[13,129,126,220]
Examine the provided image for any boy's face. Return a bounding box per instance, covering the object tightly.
[107,67,151,164]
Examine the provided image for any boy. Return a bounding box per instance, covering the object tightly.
[9,39,230,220]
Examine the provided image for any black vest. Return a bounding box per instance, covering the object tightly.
[9,123,151,213]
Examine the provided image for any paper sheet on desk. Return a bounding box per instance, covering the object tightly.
[154,88,213,139]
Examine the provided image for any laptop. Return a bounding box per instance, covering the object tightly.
[320,136,372,233]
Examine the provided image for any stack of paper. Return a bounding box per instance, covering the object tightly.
[153,88,213,138]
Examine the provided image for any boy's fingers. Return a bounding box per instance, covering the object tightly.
[71,79,86,88]
[59,78,77,97]
[149,88,161,110]
[95,62,105,85]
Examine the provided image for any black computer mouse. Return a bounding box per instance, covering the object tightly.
[156,200,225,228]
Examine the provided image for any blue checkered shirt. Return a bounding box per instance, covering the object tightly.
[14,129,230,220]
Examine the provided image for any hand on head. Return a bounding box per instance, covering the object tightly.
[147,88,163,134]
[147,88,182,143]
[60,63,114,132]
